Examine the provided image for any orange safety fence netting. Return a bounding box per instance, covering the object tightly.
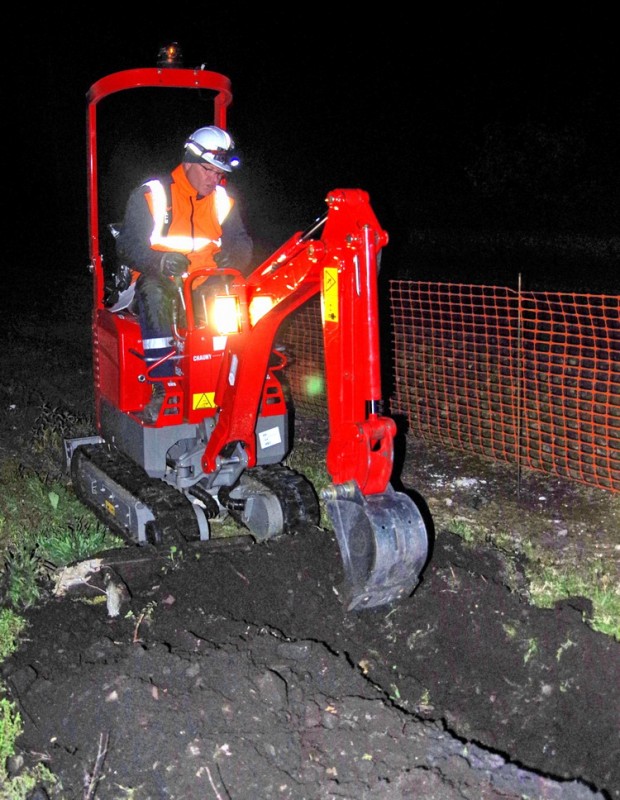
[279,283,620,494]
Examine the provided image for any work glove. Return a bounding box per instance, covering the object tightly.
[160,252,190,279]
[213,250,233,270]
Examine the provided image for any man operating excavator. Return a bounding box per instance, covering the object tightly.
[115,125,253,423]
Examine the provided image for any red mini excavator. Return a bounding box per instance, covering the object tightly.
[65,44,429,611]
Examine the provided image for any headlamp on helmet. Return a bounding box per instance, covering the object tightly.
[184,126,239,173]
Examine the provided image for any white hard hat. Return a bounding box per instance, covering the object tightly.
[183,126,238,172]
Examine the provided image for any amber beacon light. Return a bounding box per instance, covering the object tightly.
[157,42,183,68]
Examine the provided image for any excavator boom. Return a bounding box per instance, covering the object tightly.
[201,188,428,609]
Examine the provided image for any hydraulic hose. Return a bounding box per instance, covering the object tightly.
[187,483,220,518]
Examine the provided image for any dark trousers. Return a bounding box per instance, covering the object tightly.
[133,273,178,379]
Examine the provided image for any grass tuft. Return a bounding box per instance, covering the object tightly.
[528,562,620,639]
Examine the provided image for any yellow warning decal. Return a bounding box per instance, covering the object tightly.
[324,268,339,322]
[104,500,116,517]
[193,392,216,410]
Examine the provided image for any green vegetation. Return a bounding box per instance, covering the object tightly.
[0,611,59,799]
[0,410,123,800]
[0,459,122,608]
[0,653,57,799]
[0,610,26,662]
[448,518,620,641]
[447,518,476,542]
[528,562,620,640]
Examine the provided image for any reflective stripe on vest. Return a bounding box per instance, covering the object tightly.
[145,180,233,251]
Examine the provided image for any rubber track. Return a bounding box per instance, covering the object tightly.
[71,443,201,546]
[243,464,321,533]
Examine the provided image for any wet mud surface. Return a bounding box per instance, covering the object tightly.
[1,524,618,799]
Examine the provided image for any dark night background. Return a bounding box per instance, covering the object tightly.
[9,13,620,290]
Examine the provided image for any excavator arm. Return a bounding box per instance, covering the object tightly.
[206,189,429,609]
[319,189,395,494]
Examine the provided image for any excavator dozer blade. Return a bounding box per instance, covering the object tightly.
[326,482,428,612]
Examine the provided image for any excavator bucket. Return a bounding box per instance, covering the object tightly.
[325,482,428,611]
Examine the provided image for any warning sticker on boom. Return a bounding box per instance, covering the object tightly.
[193,392,216,410]
[324,268,338,322]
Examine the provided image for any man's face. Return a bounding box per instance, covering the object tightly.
[185,161,227,195]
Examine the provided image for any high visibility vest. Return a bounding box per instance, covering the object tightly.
[144,163,234,274]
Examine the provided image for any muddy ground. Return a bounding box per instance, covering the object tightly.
[0,269,618,799]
